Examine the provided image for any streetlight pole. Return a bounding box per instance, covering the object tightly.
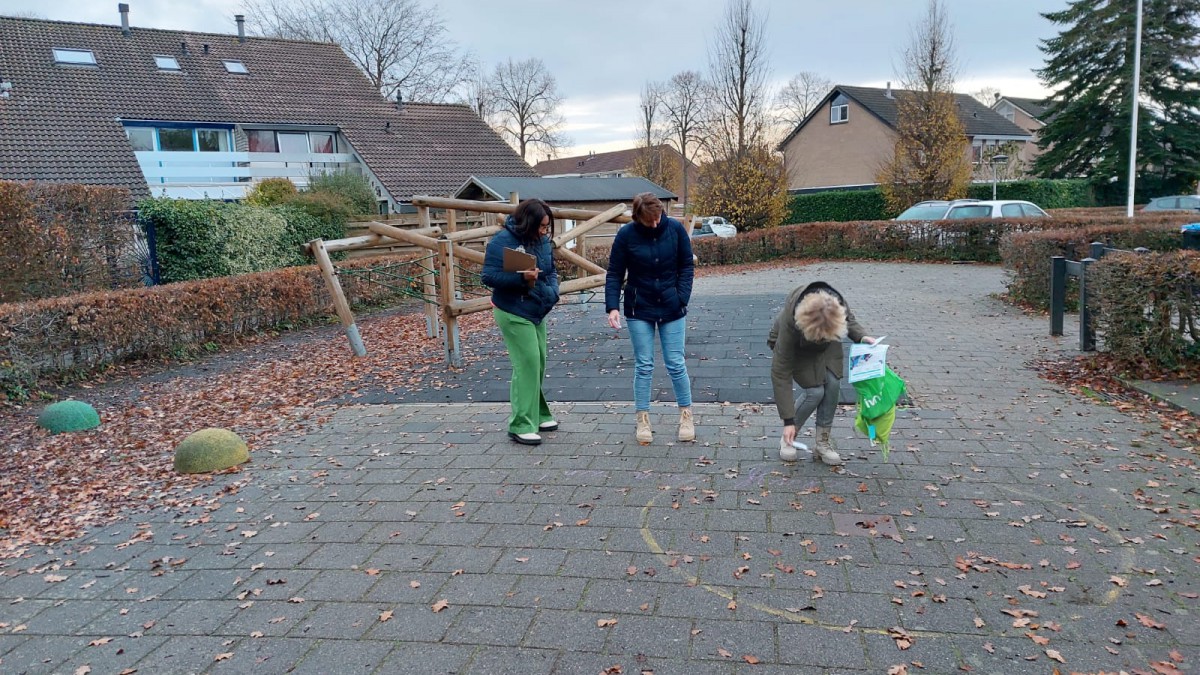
[1126,0,1144,218]
[989,154,1009,200]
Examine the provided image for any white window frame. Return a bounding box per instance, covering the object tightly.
[223,60,248,74]
[53,48,97,65]
[830,94,849,124]
[154,55,181,71]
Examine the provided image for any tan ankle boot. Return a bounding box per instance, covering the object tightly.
[636,411,653,445]
[814,426,843,465]
[678,407,695,442]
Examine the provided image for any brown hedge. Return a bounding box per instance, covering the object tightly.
[0,181,139,303]
[999,221,1190,310]
[1092,250,1200,369]
[0,255,418,396]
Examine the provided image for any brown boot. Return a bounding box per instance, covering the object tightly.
[678,407,695,442]
[636,411,653,445]
[814,426,843,466]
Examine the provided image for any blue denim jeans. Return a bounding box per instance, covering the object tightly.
[627,317,692,411]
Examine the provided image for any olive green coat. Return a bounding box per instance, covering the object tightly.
[768,283,866,422]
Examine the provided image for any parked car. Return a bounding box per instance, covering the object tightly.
[693,216,737,239]
[894,199,980,220]
[1142,195,1200,213]
[895,199,1049,220]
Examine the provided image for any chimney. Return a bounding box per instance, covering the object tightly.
[235,14,245,43]
[885,81,892,98]
[180,41,188,55]
[118,3,130,37]
[994,92,1001,102]
[203,44,209,54]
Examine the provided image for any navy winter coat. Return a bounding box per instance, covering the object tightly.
[481,217,560,324]
[604,216,694,324]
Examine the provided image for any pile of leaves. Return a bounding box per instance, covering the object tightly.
[0,309,494,558]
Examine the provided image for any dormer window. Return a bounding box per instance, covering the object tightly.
[53,48,97,66]
[154,55,181,71]
[830,94,849,124]
[223,60,248,74]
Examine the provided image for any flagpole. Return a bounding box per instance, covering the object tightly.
[1126,0,1143,218]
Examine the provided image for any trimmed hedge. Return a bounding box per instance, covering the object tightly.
[999,217,1193,310]
[965,178,1096,209]
[0,181,140,303]
[1092,251,1200,369]
[786,179,1098,224]
[138,198,348,282]
[787,189,893,224]
[0,255,417,397]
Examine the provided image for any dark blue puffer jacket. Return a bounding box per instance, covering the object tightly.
[481,217,560,324]
[604,216,694,324]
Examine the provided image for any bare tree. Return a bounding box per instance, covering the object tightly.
[706,0,772,161]
[631,82,678,191]
[462,66,494,120]
[969,85,1001,107]
[775,71,833,131]
[489,57,569,161]
[877,0,971,210]
[244,0,474,103]
[660,70,708,209]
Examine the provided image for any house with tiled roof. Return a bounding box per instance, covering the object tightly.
[777,84,1034,192]
[0,7,535,212]
[535,145,698,204]
[991,94,1051,163]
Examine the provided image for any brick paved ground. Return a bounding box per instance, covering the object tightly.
[1,262,1195,675]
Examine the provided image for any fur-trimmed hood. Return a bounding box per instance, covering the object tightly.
[792,283,849,343]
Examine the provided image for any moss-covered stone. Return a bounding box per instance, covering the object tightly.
[173,428,249,474]
[37,400,101,434]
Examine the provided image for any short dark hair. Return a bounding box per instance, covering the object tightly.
[511,198,554,242]
[632,192,664,223]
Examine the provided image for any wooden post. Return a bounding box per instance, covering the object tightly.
[510,191,519,205]
[308,238,367,357]
[417,206,439,338]
[437,238,462,367]
[446,209,458,234]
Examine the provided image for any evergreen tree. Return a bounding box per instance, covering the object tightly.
[1035,0,1200,199]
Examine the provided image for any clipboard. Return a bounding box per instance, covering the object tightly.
[503,247,537,272]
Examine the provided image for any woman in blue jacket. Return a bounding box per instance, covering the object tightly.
[481,198,560,445]
[604,192,695,445]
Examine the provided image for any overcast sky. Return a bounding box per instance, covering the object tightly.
[1,0,1070,160]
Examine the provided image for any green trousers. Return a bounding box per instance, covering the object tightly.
[493,308,553,434]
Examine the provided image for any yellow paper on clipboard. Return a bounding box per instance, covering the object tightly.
[503,247,537,272]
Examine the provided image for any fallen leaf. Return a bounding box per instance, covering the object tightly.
[717,648,733,658]
[1045,649,1065,664]
[88,637,113,646]
[379,610,393,622]
[431,599,449,613]
[742,654,760,664]
[1026,632,1050,646]
[1136,613,1165,629]
[409,580,420,588]
[596,618,618,627]
[74,667,91,675]
[887,666,909,675]
[44,574,67,583]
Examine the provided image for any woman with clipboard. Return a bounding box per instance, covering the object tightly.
[481,198,561,445]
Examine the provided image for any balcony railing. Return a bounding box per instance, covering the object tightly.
[135,150,361,199]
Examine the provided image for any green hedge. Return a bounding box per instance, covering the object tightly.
[787,189,892,223]
[965,178,1096,209]
[786,179,1098,224]
[138,198,347,283]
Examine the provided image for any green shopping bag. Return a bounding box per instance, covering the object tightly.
[852,367,906,461]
